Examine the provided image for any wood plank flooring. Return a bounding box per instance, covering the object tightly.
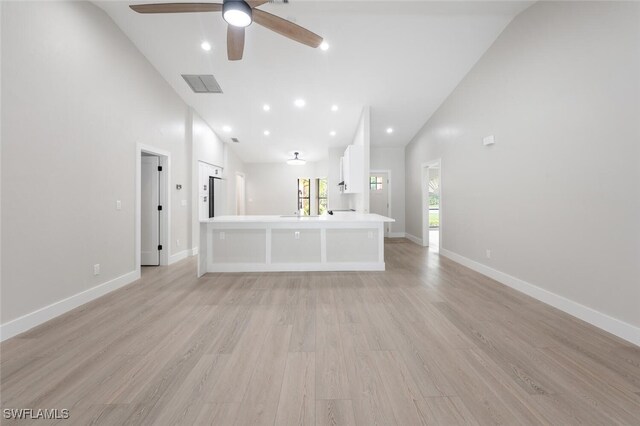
[1,239,639,425]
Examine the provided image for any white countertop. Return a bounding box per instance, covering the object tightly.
[200,213,395,224]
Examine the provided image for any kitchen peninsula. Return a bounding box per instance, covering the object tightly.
[198,214,394,276]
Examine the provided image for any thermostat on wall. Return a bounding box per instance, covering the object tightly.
[483,135,495,146]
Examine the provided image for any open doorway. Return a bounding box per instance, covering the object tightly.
[137,144,170,269]
[421,161,441,251]
[369,170,391,236]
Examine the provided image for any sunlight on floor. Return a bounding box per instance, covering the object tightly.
[429,229,440,252]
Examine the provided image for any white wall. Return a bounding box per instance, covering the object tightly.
[245,162,327,215]
[190,111,244,247]
[0,1,193,325]
[370,146,405,235]
[348,107,371,213]
[405,2,640,336]
[223,144,246,216]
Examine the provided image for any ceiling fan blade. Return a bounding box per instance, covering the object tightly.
[253,9,322,48]
[247,1,269,8]
[130,3,222,14]
[227,26,245,61]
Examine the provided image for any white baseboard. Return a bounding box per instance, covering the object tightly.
[168,247,199,265]
[0,270,140,342]
[405,233,423,246]
[387,232,406,238]
[206,262,385,273]
[439,248,640,347]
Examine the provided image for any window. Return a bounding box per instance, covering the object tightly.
[316,178,328,215]
[370,176,383,191]
[297,178,310,216]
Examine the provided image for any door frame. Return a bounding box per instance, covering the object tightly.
[136,143,171,270]
[370,169,392,236]
[421,159,441,248]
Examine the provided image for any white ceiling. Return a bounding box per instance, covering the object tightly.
[97,1,532,163]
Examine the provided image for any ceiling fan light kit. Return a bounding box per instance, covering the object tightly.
[130,1,324,61]
[223,0,252,27]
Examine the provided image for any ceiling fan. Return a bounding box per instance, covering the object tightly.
[129,1,323,61]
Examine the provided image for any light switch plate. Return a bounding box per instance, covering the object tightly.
[181,199,187,207]
[116,200,122,210]
[483,135,495,146]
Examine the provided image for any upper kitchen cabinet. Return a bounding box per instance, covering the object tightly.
[342,144,364,193]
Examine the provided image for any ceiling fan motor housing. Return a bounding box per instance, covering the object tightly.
[223,0,253,27]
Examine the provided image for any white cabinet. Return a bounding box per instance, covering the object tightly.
[342,144,364,193]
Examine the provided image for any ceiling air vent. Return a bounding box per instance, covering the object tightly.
[231,138,240,143]
[181,74,223,94]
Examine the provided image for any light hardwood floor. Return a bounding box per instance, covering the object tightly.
[1,239,640,425]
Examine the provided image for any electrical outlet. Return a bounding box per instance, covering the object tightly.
[294,231,300,240]
[486,249,491,259]
[176,239,180,247]
[181,199,187,207]
[219,231,225,240]
[116,200,122,210]
[94,264,100,275]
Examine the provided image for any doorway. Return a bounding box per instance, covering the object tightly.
[370,170,391,236]
[136,144,170,270]
[421,161,441,250]
[236,173,246,215]
[141,153,161,266]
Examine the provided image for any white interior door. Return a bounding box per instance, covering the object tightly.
[369,171,390,235]
[141,155,160,266]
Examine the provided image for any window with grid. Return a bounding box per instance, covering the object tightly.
[370,176,383,191]
[297,178,310,216]
[316,178,328,215]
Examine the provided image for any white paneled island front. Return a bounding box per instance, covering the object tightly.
[198,214,394,276]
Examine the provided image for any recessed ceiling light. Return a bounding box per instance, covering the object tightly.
[263,104,270,111]
[329,131,336,137]
[294,99,306,108]
[200,41,212,51]
[222,125,232,133]
[331,105,338,112]
[264,130,270,136]
[386,127,394,134]
[320,41,330,51]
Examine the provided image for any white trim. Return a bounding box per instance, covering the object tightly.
[387,232,406,238]
[421,159,442,249]
[439,248,640,347]
[207,262,385,273]
[405,233,423,245]
[0,270,140,342]
[168,247,199,265]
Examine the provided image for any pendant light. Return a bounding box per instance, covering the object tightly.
[287,152,306,165]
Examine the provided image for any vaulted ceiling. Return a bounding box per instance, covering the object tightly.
[97,1,532,162]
